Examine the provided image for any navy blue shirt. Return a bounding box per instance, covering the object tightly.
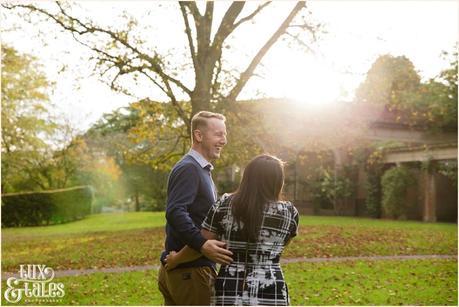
[160,151,217,269]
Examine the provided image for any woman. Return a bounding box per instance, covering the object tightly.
[165,154,299,306]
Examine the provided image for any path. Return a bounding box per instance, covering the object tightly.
[2,254,456,280]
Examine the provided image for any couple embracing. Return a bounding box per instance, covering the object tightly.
[158,111,299,306]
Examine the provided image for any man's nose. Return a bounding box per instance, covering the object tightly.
[221,135,227,145]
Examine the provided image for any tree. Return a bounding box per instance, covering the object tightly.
[355,54,421,105]
[412,49,458,129]
[122,99,191,170]
[45,134,91,189]
[1,44,90,192]
[355,50,458,130]
[1,44,58,192]
[119,164,168,212]
[4,1,319,167]
[84,105,171,211]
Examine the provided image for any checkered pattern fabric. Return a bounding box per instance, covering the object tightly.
[202,194,299,306]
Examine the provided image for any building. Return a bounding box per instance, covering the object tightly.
[247,99,457,222]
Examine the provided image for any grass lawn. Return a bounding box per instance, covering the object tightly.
[285,258,457,306]
[4,212,454,237]
[1,259,456,306]
[2,212,456,272]
[1,212,165,237]
[1,213,457,305]
[299,215,458,230]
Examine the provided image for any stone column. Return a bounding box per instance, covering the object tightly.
[422,166,437,222]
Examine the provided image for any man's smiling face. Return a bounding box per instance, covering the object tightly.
[199,118,227,161]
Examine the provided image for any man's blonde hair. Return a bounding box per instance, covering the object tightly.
[191,111,226,142]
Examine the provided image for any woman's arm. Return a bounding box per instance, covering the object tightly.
[164,229,233,270]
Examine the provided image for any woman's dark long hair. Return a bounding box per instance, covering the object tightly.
[231,154,285,242]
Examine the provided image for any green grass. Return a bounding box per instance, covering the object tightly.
[1,269,162,306]
[2,213,455,237]
[287,223,457,258]
[299,215,457,230]
[1,213,456,305]
[285,259,457,306]
[1,228,164,271]
[2,259,456,306]
[2,213,457,272]
[1,212,166,237]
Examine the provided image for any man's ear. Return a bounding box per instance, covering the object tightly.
[193,129,203,142]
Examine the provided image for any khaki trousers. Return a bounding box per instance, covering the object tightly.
[158,264,216,306]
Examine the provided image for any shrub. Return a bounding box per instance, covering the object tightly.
[437,160,458,190]
[1,186,93,227]
[381,166,416,219]
[310,167,354,213]
[365,166,384,218]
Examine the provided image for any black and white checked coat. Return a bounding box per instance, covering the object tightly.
[202,194,299,306]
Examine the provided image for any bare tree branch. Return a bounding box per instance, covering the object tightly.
[179,1,201,20]
[204,2,214,22]
[202,1,214,49]
[211,2,245,56]
[284,31,315,54]
[5,2,192,96]
[179,2,198,69]
[211,57,223,101]
[288,22,320,41]
[5,0,318,128]
[233,1,272,28]
[226,1,306,102]
[155,74,191,131]
[139,71,169,96]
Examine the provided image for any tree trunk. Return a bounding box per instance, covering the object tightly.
[191,91,211,116]
[191,52,213,116]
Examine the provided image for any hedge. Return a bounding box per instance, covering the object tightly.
[1,186,94,227]
[381,166,416,219]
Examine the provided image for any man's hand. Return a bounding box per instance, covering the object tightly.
[200,240,233,265]
[164,251,178,271]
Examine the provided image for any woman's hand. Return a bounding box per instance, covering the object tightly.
[164,251,178,271]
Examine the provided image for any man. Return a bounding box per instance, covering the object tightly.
[158,111,233,305]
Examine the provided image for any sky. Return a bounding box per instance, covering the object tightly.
[1,0,457,132]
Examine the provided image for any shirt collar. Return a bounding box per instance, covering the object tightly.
[188,149,214,171]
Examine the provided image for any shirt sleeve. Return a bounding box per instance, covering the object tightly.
[288,203,299,240]
[202,194,228,235]
[165,163,206,252]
